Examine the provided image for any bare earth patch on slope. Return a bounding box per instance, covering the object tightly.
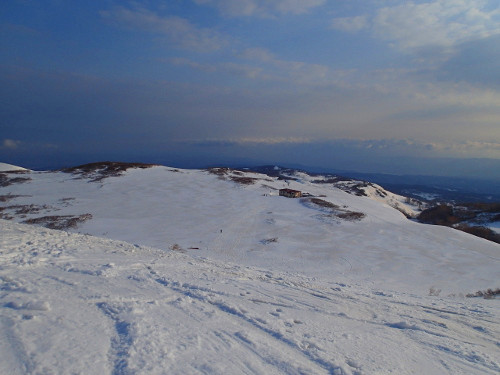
[301,198,365,222]
[0,194,31,203]
[0,172,32,187]
[62,162,158,182]
[230,176,259,185]
[466,288,500,299]
[0,204,53,220]
[23,214,93,230]
[206,167,264,185]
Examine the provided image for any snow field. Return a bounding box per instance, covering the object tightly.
[1,164,499,374]
[1,166,498,295]
[1,221,499,374]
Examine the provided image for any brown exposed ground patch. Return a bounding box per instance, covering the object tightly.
[23,214,93,230]
[0,172,32,187]
[230,176,259,185]
[63,161,158,182]
[466,288,500,299]
[307,198,340,209]
[301,198,365,222]
[0,194,31,202]
[206,167,266,185]
[0,204,53,218]
[206,167,230,176]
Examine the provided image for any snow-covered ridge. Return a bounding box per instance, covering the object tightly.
[62,161,159,182]
[259,166,425,218]
[0,162,29,172]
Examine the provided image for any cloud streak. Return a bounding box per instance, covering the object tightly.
[1,139,21,150]
[330,16,368,33]
[100,5,228,52]
[190,136,312,146]
[237,47,330,83]
[190,137,500,158]
[331,0,500,52]
[194,0,326,17]
[169,48,331,84]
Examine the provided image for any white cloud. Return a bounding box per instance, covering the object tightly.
[239,47,329,83]
[168,57,264,79]
[101,6,227,52]
[330,15,368,32]
[239,47,275,62]
[272,0,326,15]
[193,137,312,145]
[169,57,217,72]
[421,140,500,158]
[235,136,312,144]
[332,0,500,51]
[1,139,21,150]
[169,48,329,84]
[221,62,264,79]
[186,137,500,158]
[194,0,326,17]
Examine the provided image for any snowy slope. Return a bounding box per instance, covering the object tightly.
[1,163,499,374]
[0,163,28,172]
[272,167,424,217]
[1,220,499,374]
[1,164,498,296]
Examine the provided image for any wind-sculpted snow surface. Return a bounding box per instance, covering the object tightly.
[1,221,499,374]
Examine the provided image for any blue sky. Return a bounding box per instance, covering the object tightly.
[1,0,499,178]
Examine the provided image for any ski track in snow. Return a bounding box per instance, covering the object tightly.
[1,220,499,374]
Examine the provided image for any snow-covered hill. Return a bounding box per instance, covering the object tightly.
[1,162,497,294]
[1,162,499,374]
[260,166,424,217]
[0,162,28,172]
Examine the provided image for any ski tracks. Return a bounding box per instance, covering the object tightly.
[96,302,136,375]
[2,221,499,374]
[145,264,349,374]
[141,261,500,374]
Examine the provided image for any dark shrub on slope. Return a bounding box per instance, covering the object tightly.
[417,204,459,225]
[418,204,500,244]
